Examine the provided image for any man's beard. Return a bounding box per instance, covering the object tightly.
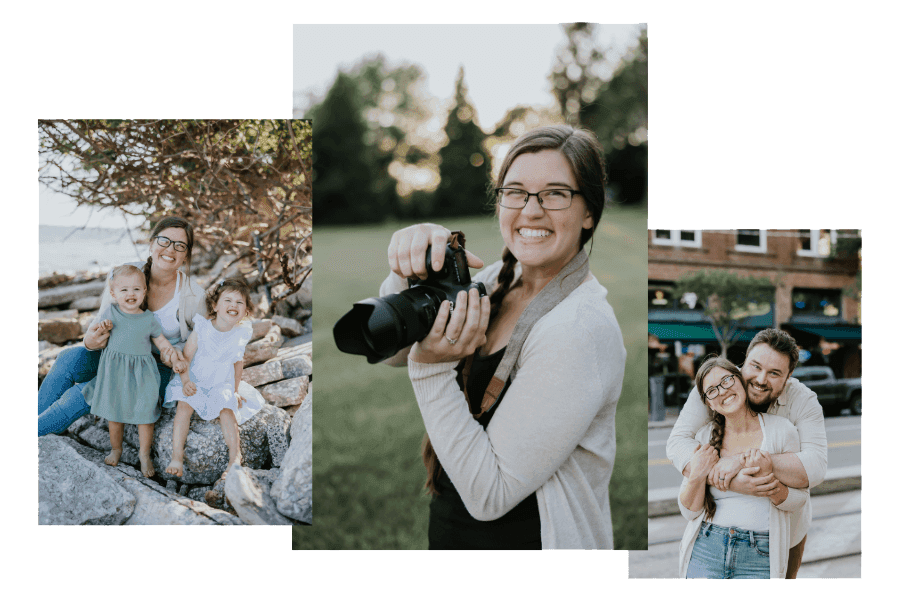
[747,382,779,411]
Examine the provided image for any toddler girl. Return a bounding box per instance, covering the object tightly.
[164,278,263,478]
[83,265,182,477]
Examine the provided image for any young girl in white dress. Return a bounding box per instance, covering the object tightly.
[164,278,263,478]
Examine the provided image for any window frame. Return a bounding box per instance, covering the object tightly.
[734,229,767,253]
[796,229,838,257]
[651,229,702,248]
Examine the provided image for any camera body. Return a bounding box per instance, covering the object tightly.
[334,242,487,363]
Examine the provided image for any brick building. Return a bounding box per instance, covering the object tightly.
[648,229,861,393]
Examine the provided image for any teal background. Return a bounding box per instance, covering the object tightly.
[15,0,884,598]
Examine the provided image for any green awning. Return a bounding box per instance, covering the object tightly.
[783,323,862,342]
[648,322,759,343]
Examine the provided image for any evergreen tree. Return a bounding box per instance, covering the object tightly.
[309,73,383,224]
[434,68,493,218]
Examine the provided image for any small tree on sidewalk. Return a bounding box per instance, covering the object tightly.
[673,270,774,356]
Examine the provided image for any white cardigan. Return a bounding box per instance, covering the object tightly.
[382,259,626,548]
[677,413,809,578]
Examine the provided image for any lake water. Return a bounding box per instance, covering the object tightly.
[39,225,150,277]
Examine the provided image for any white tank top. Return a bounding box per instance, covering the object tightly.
[152,270,182,344]
[709,414,770,532]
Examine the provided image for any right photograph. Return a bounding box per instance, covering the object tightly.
[633,229,861,578]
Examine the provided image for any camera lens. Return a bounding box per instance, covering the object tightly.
[333,287,442,363]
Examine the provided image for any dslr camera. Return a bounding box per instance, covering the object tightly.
[334,241,487,363]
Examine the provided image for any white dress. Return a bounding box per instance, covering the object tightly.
[164,315,264,425]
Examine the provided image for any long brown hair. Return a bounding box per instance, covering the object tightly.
[694,356,754,520]
[422,125,609,495]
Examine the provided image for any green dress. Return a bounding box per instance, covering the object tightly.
[83,304,164,424]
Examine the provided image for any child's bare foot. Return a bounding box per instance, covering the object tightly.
[166,458,184,477]
[139,452,155,477]
[104,448,123,466]
[226,452,243,472]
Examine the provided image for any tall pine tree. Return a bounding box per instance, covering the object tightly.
[434,68,493,218]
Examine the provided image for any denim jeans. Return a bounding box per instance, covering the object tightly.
[686,522,770,579]
[38,345,173,436]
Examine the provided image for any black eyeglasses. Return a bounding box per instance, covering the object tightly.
[496,188,581,211]
[703,375,736,400]
[154,236,188,253]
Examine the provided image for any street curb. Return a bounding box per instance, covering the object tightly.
[648,467,861,518]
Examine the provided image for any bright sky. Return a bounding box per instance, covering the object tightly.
[293,24,643,130]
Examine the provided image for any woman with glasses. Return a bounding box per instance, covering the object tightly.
[39,216,207,436]
[379,125,626,548]
[678,356,808,578]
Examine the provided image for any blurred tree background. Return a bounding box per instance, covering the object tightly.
[305,23,648,224]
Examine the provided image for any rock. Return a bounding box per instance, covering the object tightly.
[39,344,70,382]
[280,355,312,379]
[285,277,312,310]
[66,414,96,436]
[251,319,274,342]
[148,385,273,485]
[280,335,312,352]
[166,479,178,492]
[38,319,82,344]
[72,296,102,311]
[39,435,136,525]
[272,315,302,338]
[58,437,242,525]
[258,376,309,408]
[243,325,284,367]
[38,308,79,320]
[283,404,302,418]
[38,279,108,309]
[77,424,141,467]
[270,386,312,524]
[187,485,213,503]
[261,403,292,468]
[204,476,229,511]
[38,340,56,353]
[224,465,295,525]
[39,273,75,289]
[242,361,284,388]
[179,483,190,496]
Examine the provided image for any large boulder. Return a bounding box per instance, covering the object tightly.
[38,279,108,309]
[38,318,82,344]
[242,361,284,387]
[39,435,136,525]
[224,465,295,525]
[243,325,284,367]
[270,386,312,524]
[258,376,309,408]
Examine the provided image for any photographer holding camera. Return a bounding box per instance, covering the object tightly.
[377,125,626,549]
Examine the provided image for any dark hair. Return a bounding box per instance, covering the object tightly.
[693,356,754,521]
[108,264,149,311]
[746,328,800,374]
[487,125,607,322]
[206,278,255,320]
[143,216,196,290]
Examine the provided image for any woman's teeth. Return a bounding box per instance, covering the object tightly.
[518,228,551,238]
[160,255,176,263]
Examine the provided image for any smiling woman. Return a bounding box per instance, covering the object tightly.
[375,125,626,549]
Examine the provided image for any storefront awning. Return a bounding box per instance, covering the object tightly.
[781,323,862,342]
[648,322,759,343]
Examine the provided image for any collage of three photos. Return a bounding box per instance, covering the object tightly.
[36,24,860,577]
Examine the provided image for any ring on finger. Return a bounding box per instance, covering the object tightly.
[445,336,458,345]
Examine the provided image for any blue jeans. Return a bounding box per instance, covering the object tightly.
[686,522,770,579]
[38,346,173,436]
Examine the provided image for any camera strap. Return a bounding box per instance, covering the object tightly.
[465,248,591,418]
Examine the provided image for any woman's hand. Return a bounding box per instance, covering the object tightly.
[409,288,490,364]
[388,223,484,280]
[741,449,774,477]
[84,319,113,350]
[688,443,719,482]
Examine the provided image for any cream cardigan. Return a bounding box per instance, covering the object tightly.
[677,413,809,578]
[382,259,626,549]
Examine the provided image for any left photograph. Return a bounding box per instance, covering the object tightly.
[38,119,312,525]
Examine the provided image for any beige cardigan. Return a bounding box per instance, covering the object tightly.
[677,413,809,578]
[383,259,626,549]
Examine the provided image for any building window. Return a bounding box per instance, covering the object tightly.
[651,230,702,248]
[648,281,703,311]
[734,229,767,253]
[797,229,837,257]
[792,288,841,319]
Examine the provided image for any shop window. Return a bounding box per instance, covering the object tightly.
[651,230,702,248]
[648,281,703,311]
[792,288,841,319]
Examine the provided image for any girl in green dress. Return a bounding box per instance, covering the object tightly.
[83,265,184,477]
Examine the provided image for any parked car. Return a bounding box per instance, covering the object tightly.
[792,366,861,416]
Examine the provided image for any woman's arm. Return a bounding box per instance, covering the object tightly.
[679,443,719,512]
[409,295,625,521]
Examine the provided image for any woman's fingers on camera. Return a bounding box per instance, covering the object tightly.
[409,228,431,279]
[430,229,451,271]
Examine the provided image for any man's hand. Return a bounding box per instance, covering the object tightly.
[707,454,743,491]
[742,449,774,477]
[729,466,779,497]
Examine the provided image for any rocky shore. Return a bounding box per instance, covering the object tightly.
[37,256,312,526]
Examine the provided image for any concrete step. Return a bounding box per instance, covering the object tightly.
[631,489,860,578]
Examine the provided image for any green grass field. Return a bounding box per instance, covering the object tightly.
[293,204,648,549]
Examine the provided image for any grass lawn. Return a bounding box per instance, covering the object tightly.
[293,203,648,549]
